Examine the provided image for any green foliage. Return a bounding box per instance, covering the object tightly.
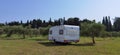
[81,19,95,23]
[111,32,120,37]
[80,22,90,36]
[81,22,106,44]
[0,25,51,39]
[1,17,120,39]
[102,32,120,37]
[40,26,51,35]
[3,26,24,37]
[88,23,105,37]
[102,16,112,31]
[88,23,105,44]
[99,31,109,38]
[67,17,80,25]
[113,17,120,31]
[0,28,4,35]
[81,22,105,36]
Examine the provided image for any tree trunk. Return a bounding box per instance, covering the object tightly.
[92,36,95,44]
[23,32,25,39]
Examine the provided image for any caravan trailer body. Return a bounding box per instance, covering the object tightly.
[49,25,80,43]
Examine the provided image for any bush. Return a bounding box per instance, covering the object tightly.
[100,31,120,37]
[111,32,120,37]
[0,28,4,35]
[40,27,49,35]
[3,26,24,37]
[100,31,111,37]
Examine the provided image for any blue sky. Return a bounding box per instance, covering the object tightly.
[0,0,120,23]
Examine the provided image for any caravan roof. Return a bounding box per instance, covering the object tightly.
[49,25,79,30]
[63,25,79,28]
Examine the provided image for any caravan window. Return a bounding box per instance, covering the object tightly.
[59,30,63,35]
[49,30,52,35]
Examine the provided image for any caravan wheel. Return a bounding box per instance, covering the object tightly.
[53,39,56,43]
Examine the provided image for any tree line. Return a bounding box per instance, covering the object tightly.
[0,16,120,44]
[0,17,81,39]
[3,17,80,28]
[0,16,120,35]
[102,16,120,32]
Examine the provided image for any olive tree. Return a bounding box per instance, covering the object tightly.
[88,23,105,44]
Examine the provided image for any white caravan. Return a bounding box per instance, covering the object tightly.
[48,25,80,43]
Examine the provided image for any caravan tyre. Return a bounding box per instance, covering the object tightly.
[53,39,56,43]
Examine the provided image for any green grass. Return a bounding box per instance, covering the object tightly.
[0,36,120,55]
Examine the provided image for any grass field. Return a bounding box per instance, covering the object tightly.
[0,36,120,55]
